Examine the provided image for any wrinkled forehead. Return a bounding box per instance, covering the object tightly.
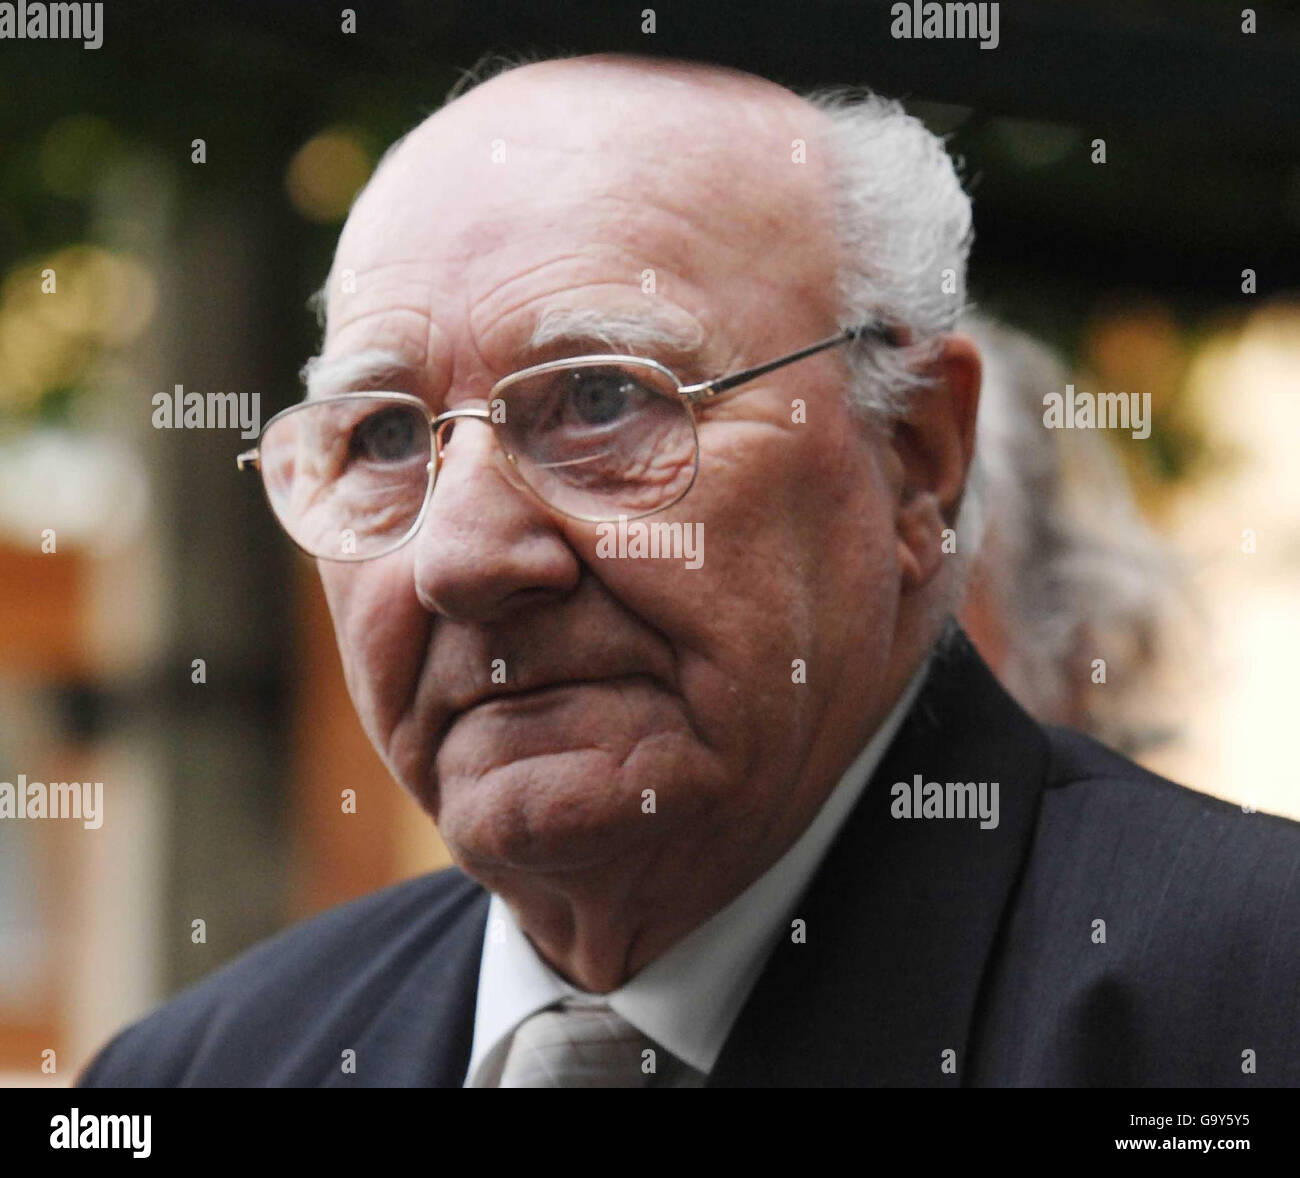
[327,63,839,342]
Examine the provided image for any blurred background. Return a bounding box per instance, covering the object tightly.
[1,0,1298,1084]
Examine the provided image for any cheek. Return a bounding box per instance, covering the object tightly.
[796,430,901,661]
[565,422,893,758]
[319,559,430,741]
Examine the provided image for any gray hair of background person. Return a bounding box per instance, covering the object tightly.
[959,313,1187,753]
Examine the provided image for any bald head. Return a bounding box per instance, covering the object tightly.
[324,55,841,373]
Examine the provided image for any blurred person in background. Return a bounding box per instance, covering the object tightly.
[958,314,1185,756]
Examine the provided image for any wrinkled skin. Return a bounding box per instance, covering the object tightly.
[316,56,980,990]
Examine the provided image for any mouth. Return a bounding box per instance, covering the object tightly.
[435,672,665,746]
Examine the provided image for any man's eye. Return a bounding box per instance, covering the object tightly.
[349,407,419,462]
[563,370,644,426]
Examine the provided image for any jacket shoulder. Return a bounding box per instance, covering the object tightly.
[975,726,1300,1085]
[1042,723,1300,843]
[78,867,484,1087]
[1038,724,1300,918]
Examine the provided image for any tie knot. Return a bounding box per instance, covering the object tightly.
[498,997,699,1088]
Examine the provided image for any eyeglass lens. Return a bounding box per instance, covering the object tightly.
[258,360,699,560]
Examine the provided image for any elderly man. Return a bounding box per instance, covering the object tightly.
[82,54,1300,1088]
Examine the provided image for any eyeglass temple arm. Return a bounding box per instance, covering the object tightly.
[680,320,898,403]
[232,321,900,469]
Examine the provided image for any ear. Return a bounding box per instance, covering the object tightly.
[891,333,981,594]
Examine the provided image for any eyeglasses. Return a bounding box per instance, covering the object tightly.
[237,321,894,562]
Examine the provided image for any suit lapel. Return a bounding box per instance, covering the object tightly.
[322,883,489,1087]
[709,627,1049,1086]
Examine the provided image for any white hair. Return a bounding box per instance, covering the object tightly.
[803,88,974,424]
[800,88,978,628]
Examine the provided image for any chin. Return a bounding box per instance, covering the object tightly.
[433,742,704,875]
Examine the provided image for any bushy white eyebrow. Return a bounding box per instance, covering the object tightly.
[529,307,705,356]
[299,348,420,400]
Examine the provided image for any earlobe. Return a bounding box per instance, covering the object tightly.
[896,492,945,591]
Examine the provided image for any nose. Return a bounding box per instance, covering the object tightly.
[410,415,581,621]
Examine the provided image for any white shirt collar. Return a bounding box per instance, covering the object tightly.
[463,658,929,1086]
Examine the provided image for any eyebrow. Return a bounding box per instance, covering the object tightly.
[299,307,711,400]
[300,348,422,400]
[528,306,707,359]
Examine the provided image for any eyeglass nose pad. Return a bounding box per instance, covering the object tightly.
[428,412,535,507]
[431,417,475,469]
[432,416,453,462]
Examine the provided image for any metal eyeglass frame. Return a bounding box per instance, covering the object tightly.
[236,319,897,560]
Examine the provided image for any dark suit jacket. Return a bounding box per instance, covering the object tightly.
[78,629,1300,1087]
